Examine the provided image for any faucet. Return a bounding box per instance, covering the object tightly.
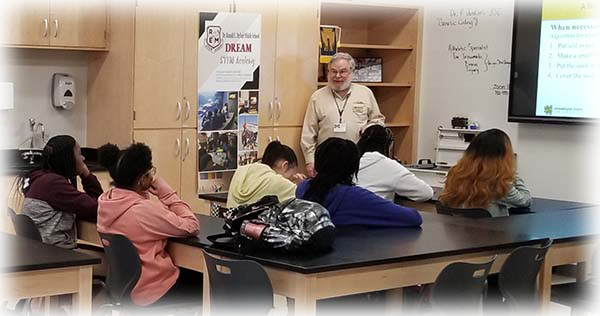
[27,118,46,148]
[22,150,43,165]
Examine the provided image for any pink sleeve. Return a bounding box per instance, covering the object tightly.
[132,199,200,239]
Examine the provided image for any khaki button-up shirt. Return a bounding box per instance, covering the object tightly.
[301,83,385,164]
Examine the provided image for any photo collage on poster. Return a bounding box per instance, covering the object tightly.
[197,90,259,193]
[197,12,261,194]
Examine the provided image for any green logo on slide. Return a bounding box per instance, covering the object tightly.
[544,105,553,115]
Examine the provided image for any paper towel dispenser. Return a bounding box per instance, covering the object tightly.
[52,73,75,110]
[1,82,14,110]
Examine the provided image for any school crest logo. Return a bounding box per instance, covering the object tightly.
[205,25,224,53]
[544,105,553,115]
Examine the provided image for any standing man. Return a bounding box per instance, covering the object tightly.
[301,52,385,177]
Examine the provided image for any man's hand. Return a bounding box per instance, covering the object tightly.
[306,163,316,178]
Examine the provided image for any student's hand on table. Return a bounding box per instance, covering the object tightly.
[291,173,307,184]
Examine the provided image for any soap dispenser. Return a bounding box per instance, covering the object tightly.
[52,73,75,110]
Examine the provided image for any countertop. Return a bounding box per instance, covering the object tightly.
[1,147,107,176]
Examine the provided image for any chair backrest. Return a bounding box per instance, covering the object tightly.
[436,202,492,218]
[98,233,142,306]
[202,250,273,316]
[431,256,496,315]
[8,207,42,241]
[498,238,553,312]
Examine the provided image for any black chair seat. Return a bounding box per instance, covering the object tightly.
[551,281,599,314]
[96,233,201,316]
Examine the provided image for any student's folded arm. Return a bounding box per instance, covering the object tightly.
[394,167,434,202]
[45,174,99,220]
[80,173,103,198]
[151,177,196,216]
[356,189,423,227]
[134,200,200,237]
[499,176,532,208]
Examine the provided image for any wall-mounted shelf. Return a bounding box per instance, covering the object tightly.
[317,82,412,87]
[339,43,413,50]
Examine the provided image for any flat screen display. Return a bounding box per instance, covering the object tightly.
[509,0,599,124]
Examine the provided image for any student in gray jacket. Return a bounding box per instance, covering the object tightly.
[438,129,531,217]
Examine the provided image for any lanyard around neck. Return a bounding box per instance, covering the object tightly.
[331,89,350,124]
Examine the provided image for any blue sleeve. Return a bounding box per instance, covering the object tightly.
[296,180,309,198]
[336,187,422,227]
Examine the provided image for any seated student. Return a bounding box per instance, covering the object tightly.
[21,135,102,249]
[356,125,433,202]
[438,128,531,217]
[97,143,200,307]
[296,137,422,227]
[227,141,306,208]
[20,135,108,314]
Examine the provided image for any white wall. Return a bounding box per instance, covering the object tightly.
[417,1,596,203]
[0,49,88,149]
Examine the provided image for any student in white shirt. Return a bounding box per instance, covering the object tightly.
[355,125,433,202]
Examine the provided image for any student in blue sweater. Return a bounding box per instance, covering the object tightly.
[296,137,422,227]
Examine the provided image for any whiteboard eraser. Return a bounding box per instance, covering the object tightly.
[0,82,14,110]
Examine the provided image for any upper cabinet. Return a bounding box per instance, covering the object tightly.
[1,0,109,50]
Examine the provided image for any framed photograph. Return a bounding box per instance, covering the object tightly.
[352,57,383,83]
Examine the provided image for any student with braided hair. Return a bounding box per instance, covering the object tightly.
[356,125,433,202]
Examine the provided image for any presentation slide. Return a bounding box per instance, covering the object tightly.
[535,1,599,119]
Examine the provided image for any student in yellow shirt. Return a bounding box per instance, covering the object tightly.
[227,141,306,207]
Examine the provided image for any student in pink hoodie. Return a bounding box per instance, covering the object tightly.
[97,143,201,307]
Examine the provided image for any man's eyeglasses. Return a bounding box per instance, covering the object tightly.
[329,69,350,77]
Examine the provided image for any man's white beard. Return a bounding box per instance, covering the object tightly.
[329,78,352,93]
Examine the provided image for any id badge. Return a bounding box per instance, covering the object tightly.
[333,122,347,133]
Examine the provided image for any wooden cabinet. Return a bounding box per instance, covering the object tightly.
[258,0,319,128]
[318,1,422,164]
[1,0,108,50]
[1,0,49,47]
[88,0,319,213]
[132,2,192,129]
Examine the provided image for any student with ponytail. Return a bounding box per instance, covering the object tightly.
[227,140,306,207]
[97,143,200,307]
[296,137,422,227]
[356,125,433,202]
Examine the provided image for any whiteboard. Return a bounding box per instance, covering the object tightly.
[416,0,595,202]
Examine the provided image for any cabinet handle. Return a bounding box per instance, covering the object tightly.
[276,136,281,142]
[175,138,181,157]
[185,99,191,121]
[182,138,190,161]
[176,102,182,120]
[268,101,273,120]
[268,136,273,142]
[277,101,282,119]
[53,19,58,38]
[43,19,48,38]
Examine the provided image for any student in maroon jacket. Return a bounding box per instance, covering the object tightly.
[21,135,103,249]
[19,135,105,312]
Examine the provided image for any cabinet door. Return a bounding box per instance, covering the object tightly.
[180,129,210,214]
[183,2,237,129]
[49,0,107,48]
[133,129,183,193]
[274,127,307,174]
[1,0,49,46]
[273,0,319,126]
[235,0,278,128]
[133,1,184,129]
